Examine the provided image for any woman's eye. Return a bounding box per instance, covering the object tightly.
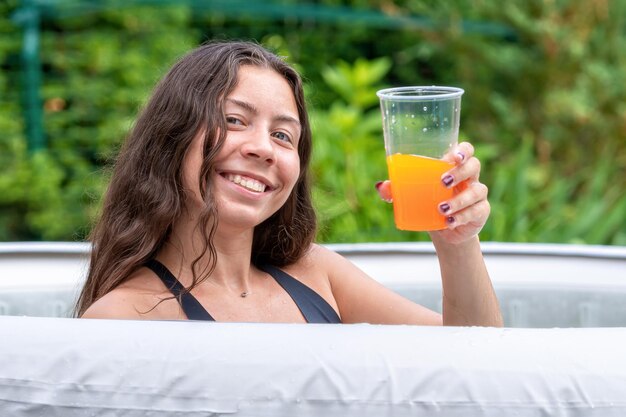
[272,131,292,143]
[226,116,244,126]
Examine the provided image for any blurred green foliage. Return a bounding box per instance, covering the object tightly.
[1,0,624,245]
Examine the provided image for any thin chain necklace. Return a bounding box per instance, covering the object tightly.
[199,266,256,298]
[203,277,252,298]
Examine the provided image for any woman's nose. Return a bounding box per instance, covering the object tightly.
[240,130,275,164]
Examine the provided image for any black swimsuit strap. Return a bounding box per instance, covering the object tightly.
[259,264,341,324]
[145,259,215,321]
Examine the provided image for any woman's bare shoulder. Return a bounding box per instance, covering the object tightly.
[300,243,442,325]
[284,244,352,289]
[285,243,343,277]
[301,242,344,263]
[301,243,355,273]
[80,286,147,319]
[80,267,183,320]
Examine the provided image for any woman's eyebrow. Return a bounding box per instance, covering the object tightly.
[226,98,301,128]
[226,98,259,115]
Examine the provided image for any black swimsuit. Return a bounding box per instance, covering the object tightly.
[145,259,341,324]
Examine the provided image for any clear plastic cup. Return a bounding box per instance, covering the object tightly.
[377,86,464,231]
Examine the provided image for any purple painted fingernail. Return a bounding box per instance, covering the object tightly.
[446,216,456,224]
[457,152,466,162]
[375,181,383,191]
[442,175,454,187]
[439,203,451,213]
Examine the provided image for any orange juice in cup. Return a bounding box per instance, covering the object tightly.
[386,153,454,231]
[377,86,464,232]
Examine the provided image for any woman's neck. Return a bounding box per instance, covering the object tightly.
[157,221,256,292]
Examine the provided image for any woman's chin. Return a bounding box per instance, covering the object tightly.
[215,211,270,232]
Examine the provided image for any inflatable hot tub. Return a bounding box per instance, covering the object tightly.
[0,241,625,415]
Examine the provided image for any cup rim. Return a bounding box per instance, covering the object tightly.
[376,85,464,101]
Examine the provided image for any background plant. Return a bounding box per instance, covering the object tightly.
[1,0,624,245]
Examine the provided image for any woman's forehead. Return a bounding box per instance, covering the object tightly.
[227,66,300,122]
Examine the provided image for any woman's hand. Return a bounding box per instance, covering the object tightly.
[375,142,490,245]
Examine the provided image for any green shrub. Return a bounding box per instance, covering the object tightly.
[0,1,624,245]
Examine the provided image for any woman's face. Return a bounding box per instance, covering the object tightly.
[183,65,302,231]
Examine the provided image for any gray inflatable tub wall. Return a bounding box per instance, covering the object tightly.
[1,241,625,416]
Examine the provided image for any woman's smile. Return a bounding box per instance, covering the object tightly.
[217,170,276,197]
[225,173,267,193]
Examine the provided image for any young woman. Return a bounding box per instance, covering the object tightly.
[76,41,502,326]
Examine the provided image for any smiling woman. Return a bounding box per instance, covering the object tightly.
[75,40,502,328]
[76,41,321,322]
[192,66,301,231]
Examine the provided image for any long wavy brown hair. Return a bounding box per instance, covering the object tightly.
[75,41,316,317]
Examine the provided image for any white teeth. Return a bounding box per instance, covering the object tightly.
[225,174,267,193]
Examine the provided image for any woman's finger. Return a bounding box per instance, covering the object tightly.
[438,181,489,216]
[441,141,475,165]
[455,142,475,163]
[441,157,481,189]
[444,199,491,231]
[375,180,393,203]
